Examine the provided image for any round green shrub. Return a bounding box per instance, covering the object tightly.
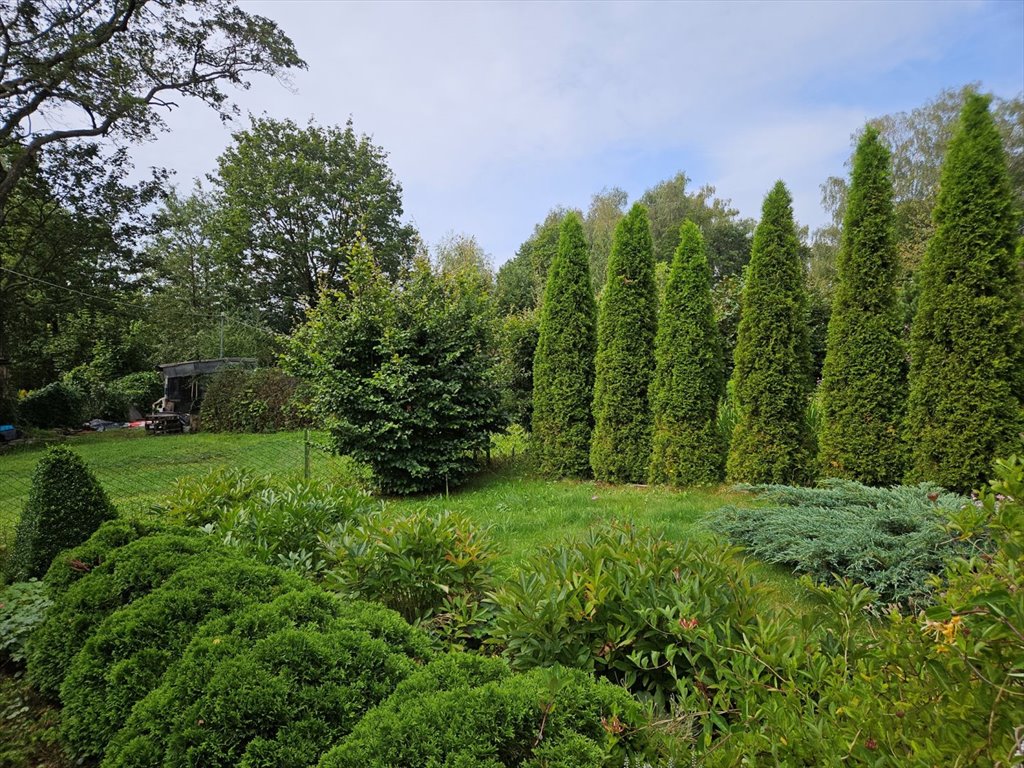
[531,212,597,478]
[8,445,117,581]
[27,530,214,699]
[318,665,650,767]
[16,380,85,428]
[59,554,304,759]
[104,590,432,767]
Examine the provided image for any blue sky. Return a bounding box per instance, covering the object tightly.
[127,0,1024,267]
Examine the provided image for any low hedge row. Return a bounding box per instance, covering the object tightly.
[28,525,656,766]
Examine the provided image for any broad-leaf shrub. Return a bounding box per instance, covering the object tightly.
[104,591,428,768]
[0,580,52,665]
[167,469,378,578]
[59,554,304,758]
[319,662,650,768]
[8,445,117,580]
[284,248,506,494]
[16,380,84,428]
[27,529,214,698]
[713,480,966,606]
[489,522,761,710]
[323,508,497,647]
[200,366,310,433]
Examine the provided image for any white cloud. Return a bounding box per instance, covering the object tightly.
[125,0,1013,262]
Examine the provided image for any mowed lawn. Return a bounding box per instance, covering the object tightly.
[1,429,797,599]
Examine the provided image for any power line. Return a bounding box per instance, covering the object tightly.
[0,264,275,335]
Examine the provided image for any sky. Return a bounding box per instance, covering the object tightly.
[126,0,1024,267]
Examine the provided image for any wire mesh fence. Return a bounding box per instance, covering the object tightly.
[0,428,363,540]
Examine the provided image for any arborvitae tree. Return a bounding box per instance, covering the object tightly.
[9,446,117,580]
[726,182,815,485]
[906,93,1024,491]
[649,221,725,486]
[531,214,598,476]
[590,203,657,483]
[819,126,907,485]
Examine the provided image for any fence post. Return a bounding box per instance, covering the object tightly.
[303,428,310,481]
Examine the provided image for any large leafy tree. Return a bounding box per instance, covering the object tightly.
[284,245,505,495]
[531,213,597,477]
[590,203,657,483]
[640,172,754,280]
[726,182,815,485]
[583,187,628,294]
[819,127,907,485]
[649,221,725,486]
[0,0,303,220]
[906,93,1023,491]
[214,117,418,330]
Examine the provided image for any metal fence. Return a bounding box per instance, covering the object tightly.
[0,428,362,541]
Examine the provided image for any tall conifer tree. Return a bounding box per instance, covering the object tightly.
[649,221,724,485]
[531,213,598,477]
[726,182,815,484]
[819,126,907,485]
[906,93,1023,490]
[590,203,657,483]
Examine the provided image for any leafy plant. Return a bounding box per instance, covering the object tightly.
[200,366,310,433]
[489,522,761,711]
[323,508,498,647]
[0,580,53,665]
[8,445,117,580]
[15,381,84,429]
[164,467,272,526]
[713,480,967,606]
[204,481,379,578]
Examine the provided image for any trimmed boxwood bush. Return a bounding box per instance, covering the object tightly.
[59,554,305,758]
[16,380,84,428]
[318,664,649,767]
[8,445,116,580]
[27,529,214,698]
[101,593,425,765]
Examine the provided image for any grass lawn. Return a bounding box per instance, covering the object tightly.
[0,429,361,543]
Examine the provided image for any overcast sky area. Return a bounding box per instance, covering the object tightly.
[127,0,1024,267]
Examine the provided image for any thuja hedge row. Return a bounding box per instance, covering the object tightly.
[28,521,654,767]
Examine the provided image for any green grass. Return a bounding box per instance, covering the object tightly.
[0,429,361,541]
[1,429,802,602]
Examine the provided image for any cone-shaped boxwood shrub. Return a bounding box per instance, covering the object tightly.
[27,529,214,699]
[8,445,116,580]
[59,554,305,759]
[318,665,650,768]
[590,203,658,483]
[532,212,597,477]
[819,126,907,486]
[726,182,816,485]
[489,522,761,713]
[648,221,725,486]
[104,591,433,768]
[906,94,1024,490]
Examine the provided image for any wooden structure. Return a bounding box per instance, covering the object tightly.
[146,357,257,434]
